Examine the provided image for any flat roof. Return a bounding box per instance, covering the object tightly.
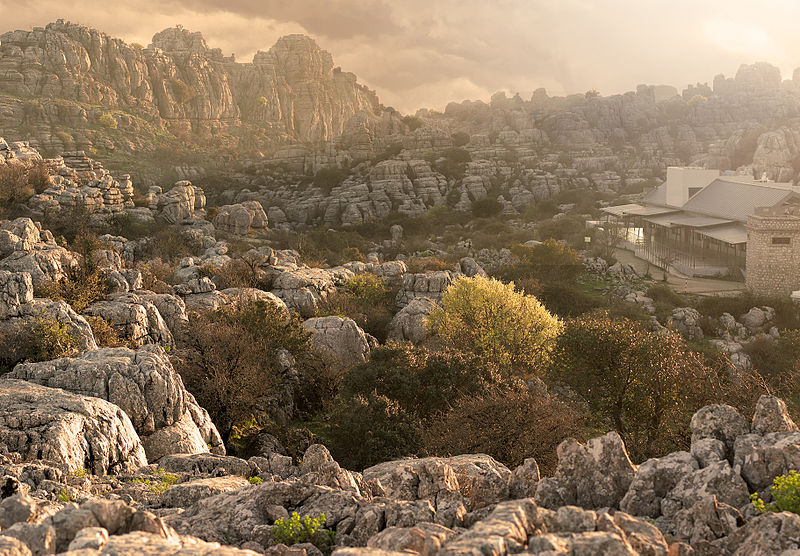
[696,224,748,245]
[644,212,734,228]
[601,204,678,217]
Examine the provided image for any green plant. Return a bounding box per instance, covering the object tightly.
[471,198,503,218]
[248,476,263,485]
[98,113,118,129]
[752,470,800,514]
[427,276,562,376]
[57,488,74,502]
[128,473,178,494]
[315,274,396,341]
[272,512,334,554]
[71,468,87,478]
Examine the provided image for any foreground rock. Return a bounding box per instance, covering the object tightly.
[0,379,146,474]
[6,345,224,460]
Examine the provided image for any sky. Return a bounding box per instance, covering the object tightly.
[2,0,800,113]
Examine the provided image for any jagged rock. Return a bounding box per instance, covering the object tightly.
[534,432,636,510]
[620,451,698,518]
[690,404,750,462]
[6,345,224,460]
[752,395,799,435]
[272,268,336,317]
[386,297,437,346]
[509,459,541,500]
[302,316,371,369]
[733,431,800,491]
[161,476,249,508]
[395,271,456,308]
[0,271,32,318]
[366,522,454,554]
[0,379,147,474]
[0,219,79,286]
[214,201,269,235]
[667,307,704,340]
[716,510,800,554]
[82,293,173,348]
[660,460,749,519]
[300,445,366,496]
[157,454,250,477]
[456,257,487,278]
[156,183,201,225]
[671,497,744,545]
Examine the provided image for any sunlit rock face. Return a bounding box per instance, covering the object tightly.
[0,21,390,150]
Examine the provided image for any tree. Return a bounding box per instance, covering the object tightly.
[427,276,561,376]
[177,299,313,443]
[548,312,767,461]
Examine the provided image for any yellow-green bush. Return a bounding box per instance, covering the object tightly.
[98,113,118,129]
[427,276,561,376]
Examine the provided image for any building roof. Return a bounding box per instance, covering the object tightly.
[600,203,678,217]
[696,224,748,245]
[680,178,797,222]
[644,212,734,228]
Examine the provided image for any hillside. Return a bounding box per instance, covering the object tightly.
[0,20,397,158]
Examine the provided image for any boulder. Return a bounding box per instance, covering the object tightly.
[302,316,371,368]
[386,297,437,346]
[161,476,249,508]
[690,404,749,462]
[6,345,224,459]
[213,201,268,235]
[534,432,636,510]
[620,451,698,518]
[0,379,147,474]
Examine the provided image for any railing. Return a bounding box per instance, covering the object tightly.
[635,240,744,275]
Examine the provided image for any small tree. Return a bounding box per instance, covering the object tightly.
[427,276,561,376]
[178,299,313,442]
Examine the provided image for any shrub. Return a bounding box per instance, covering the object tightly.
[248,476,263,485]
[340,344,503,418]
[0,315,83,371]
[86,316,124,347]
[326,391,421,470]
[315,274,396,341]
[536,283,605,318]
[752,470,800,515]
[0,160,50,212]
[498,240,584,286]
[402,115,423,131]
[427,276,561,376]
[313,167,349,194]
[177,299,313,442]
[549,312,768,461]
[434,147,471,179]
[272,513,334,554]
[695,293,799,330]
[421,385,587,474]
[372,143,403,164]
[405,257,452,274]
[471,198,503,218]
[452,131,470,147]
[169,79,195,104]
[536,215,588,249]
[98,113,118,129]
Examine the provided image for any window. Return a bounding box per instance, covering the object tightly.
[772,237,791,245]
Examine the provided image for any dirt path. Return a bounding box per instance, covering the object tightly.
[613,249,745,296]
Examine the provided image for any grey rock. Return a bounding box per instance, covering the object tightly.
[302,316,371,369]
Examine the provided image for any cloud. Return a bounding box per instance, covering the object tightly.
[3,0,800,112]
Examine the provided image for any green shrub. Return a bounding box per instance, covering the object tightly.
[402,115,423,131]
[752,470,800,514]
[86,316,125,347]
[498,240,584,286]
[549,312,768,461]
[471,198,503,218]
[452,131,471,147]
[0,315,83,371]
[272,513,334,554]
[695,293,799,330]
[434,147,471,179]
[98,113,118,129]
[427,276,561,376]
[536,283,605,318]
[315,274,396,341]
[326,391,421,470]
[340,344,503,419]
[177,299,314,442]
[372,143,403,164]
[313,167,349,194]
[248,476,263,485]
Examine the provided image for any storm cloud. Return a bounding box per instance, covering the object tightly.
[3,0,800,112]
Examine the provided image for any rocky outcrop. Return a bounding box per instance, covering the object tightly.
[0,218,79,286]
[302,316,373,369]
[0,21,393,152]
[82,292,174,348]
[395,271,456,308]
[213,201,268,236]
[387,297,438,346]
[0,379,147,474]
[6,345,224,460]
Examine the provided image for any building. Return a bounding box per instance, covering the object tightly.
[601,167,800,283]
[746,193,800,295]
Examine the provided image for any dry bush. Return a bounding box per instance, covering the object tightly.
[0,316,82,371]
[315,274,396,341]
[420,385,587,474]
[86,316,125,347]
[405,257,452,274]
[138,259,176,293]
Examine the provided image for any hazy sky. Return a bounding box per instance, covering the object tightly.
[2,0,800,113]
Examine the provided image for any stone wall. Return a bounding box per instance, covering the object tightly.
[746,210,800,295]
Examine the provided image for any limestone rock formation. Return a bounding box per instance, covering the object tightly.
[213,201,268,236]
[6,345,224,460]
[0,379,147,474]
[302,316,372,369]
[387,297,438,346]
